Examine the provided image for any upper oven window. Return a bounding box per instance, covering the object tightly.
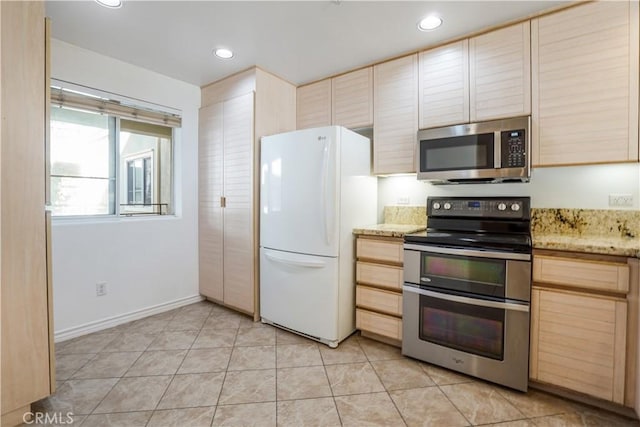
[422,253,505,297]
[420,133,494,172]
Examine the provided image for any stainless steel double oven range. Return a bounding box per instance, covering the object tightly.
[403,197,532,392]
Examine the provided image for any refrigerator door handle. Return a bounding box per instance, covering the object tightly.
[264,250,327,268]
[321,140,331,245]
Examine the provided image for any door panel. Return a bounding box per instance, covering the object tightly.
[260,127,339,257]
[260,248,338,340]
[198,103,224,301]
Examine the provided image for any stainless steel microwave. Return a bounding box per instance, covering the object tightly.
[416,116,530,183]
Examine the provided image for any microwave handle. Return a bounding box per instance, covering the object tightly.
[494,131,501,168]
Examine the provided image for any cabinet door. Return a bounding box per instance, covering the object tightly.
[470,21,531,121]
[419,40,469,129]
[530,288,627,404]
[332,67,373,129]
[373,54,419,174]
[296,79,331,130]
[198,103,224,302]
[1,1,51,417]
[532,1,639,166]
[223,93,255,314]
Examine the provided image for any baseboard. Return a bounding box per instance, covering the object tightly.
[54,294,205,342]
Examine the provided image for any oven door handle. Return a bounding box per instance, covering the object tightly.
[403,285,530,312]
[403,243,531,261]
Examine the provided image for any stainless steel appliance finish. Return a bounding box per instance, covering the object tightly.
[402,197,532,392]
[417,116,530,183]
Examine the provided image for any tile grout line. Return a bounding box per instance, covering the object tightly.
[142,306,206,427]
[357,336,408,427]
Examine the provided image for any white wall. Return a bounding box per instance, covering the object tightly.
[51,40,201,337]
[377,163,640,221]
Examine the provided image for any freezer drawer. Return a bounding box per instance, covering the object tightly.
[260,248,340,344]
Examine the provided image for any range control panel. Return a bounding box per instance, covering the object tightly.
[427,197,530,219]
[500,129,526,168]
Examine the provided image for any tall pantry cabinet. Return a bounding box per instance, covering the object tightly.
[199,68,296,318]
[1,2,54,426]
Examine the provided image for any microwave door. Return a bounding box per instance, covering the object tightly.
[418,133,496,180]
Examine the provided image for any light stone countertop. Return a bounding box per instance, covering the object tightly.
[353,224,426,238]
[533,233,640,258]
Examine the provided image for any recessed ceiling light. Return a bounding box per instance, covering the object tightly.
[214,48,234,59]
[95,0,122,9]
[418,15,443,31]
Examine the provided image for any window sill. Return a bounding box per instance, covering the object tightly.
[51,214,181,226]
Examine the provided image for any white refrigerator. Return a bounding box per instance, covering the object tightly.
[260,126,376,347]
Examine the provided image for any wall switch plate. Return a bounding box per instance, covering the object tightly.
[608,194,633,207]
[397,196,410,205]
[96,282,107,297]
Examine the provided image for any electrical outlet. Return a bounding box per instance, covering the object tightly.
[608,194,633,208]
[96,282,107,297]
[397,196,410,205]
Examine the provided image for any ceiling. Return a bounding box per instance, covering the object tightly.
[45,1,570,88]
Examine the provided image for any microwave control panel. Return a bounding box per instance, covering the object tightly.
[501,129,526,168]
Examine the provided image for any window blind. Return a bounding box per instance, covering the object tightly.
[51,87,181,128]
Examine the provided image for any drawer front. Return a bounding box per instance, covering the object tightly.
[356,238,403,264]
[533,255,629,293]
[356,286,402,316]
[356,262,403,290]
[356,309,402,340]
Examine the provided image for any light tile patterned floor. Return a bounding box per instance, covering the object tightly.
[32,300,638,427]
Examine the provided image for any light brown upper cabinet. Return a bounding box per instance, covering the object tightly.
[332,67,374,129]
[470,21,531,121]
[532,1,640,166]
[419,40,469,129]
[373,54,419,174]
[296,79,332,129]
[199,68,296,318]
[418,22,530,129]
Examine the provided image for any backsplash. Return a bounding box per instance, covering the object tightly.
[531,208,639,239]
[383,206,427,226]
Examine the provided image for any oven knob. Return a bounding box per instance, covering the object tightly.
[511,203,520,212]
[433,202,441,210]
[497,203,507,211]
[443,203,451,210]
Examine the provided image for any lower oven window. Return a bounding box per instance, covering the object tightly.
[419,293,504,360]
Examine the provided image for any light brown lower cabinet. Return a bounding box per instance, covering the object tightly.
[530,287,627,404]
[530,250,637,408]
[355,236,404,343]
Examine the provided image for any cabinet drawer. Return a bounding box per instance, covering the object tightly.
[356,286,402,316]
[356,309,402,340]
[533,255,629,293]
[356,262,403,290]
[356,238,403,264]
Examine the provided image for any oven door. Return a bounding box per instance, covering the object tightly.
[402,284,530,391]
[404,244,531,302]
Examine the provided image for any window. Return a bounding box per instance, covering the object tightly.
[50,85,180,217]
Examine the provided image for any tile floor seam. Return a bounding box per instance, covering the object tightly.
[60,351,100,381]
[318,344,344,426]
[79,376,124,417]
[144,311,210,422]
[366,354,409,426]
[435,381,474,426]
[209,323,237,426]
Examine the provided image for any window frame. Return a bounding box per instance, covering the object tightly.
[50,80,179,221]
